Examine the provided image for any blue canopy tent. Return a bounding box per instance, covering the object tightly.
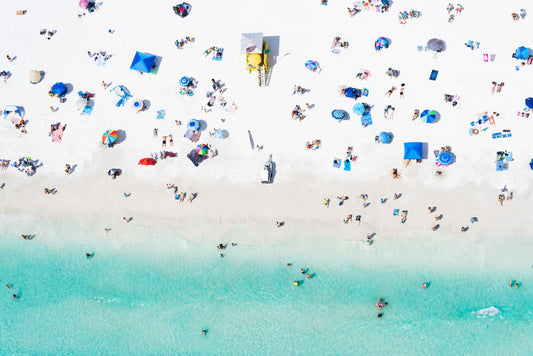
[526,97,533,109]
[379,132,391,144]
[130,52,156,73]
[514,46,532,60]
[404,142,423,160]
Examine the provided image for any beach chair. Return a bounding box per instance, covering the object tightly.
[332,158,341,168]
[393,209,399,216]
[82,105,93,115]
[429,70,438,80]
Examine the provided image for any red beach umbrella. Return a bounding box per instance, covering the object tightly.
[138,158,157,166]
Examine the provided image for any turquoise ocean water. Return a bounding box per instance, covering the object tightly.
[0,221,532,355]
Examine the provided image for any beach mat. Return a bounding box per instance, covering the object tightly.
[187,149,208,167]
[51,125,66,142]
[429,70,438,80]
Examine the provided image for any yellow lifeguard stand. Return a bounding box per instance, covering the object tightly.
[241,32,270,86]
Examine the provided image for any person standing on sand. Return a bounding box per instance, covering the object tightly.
[498,194,505,206]
[102,81,108,90]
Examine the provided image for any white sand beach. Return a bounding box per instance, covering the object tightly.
[1,0,533,246]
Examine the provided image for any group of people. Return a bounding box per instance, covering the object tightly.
[291,105,306,121]
[175,36,195,49]
[39,28,56,40]
[446,3,463,22]
[13,157,39,176]
[491,82,504,95]
[292,85,309,95]
[398,9,422,24]
[305,140,321,150]
[167,184,198,203]
[0,160,10,170]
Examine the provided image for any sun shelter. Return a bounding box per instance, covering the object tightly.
[437,151,453,166]
[305,60,318,71]
[375,37,390,50]
[3,105,24,125]
[102,129,118,146]
[173,3,191,17]
[514,46,532,60]
[525,97,533,109]
[421,110,436,123]
[379,132,391,144]
[187,119,200,131]
[353,103,366,116]
[49,82,66,97]
[28,70,42,84]
[427,38,445,52]
[404,142,423,160]
[529,159,533,170]
[130,52,157,73]
[332,109,346,121]
[138,158,157,166]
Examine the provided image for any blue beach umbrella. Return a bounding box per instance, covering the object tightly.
[179,76,190,86]
[375,37,390,50]
[130,51,156,73]
[187,119,200,131]
[379,132,391,144]
[52,82,66,95]
[438,151,452,165]
[526,97,533,109]
[352,103,366,116]
[331,109,346,120]
[420,110,436,123]
[514,46,532,60]
[529,159,533,170]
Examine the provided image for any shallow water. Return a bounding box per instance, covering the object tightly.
[0,223,532,355]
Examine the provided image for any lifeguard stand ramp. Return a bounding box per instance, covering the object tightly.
[241,32,270,86]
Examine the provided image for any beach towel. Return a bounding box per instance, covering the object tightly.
[191,131,201,143]
[361,113,372,127]
[184,129,194,140]
[156,110,165,119]
[51,125,66,142]
[429,70,438,80]
[483,53,488,62]
[343,160,351,171]
[332,158,341,168]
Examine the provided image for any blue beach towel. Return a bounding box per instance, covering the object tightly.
[361,113,372,127]
[343,160,351,171]
[157,110,166,119]
[429,70,438,80]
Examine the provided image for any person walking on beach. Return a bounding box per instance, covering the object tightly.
[153,128,158,138]
[162,136,167,148]
[399,83,405,99]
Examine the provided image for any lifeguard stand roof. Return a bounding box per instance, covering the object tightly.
[241,33,263,53]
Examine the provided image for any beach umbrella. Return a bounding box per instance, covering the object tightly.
[102,129,118,144]
[438,151,453,165]
[138,158,157,166]
[525,97,533,109]
[79,0,89,7]
[404,142,423,160]
[331,110,346,120]
[51,82,66,95]
[343,87,357,98]
[305,60,318,71]
[196,144,209,155]
[529,159,533,170]
[379,132,391,144]
[179,76,190,86]
[187,119,200,131]
[213,129,226,139]
[352,103,366,116]
[28,70,42,84]
[420,110,436,123]
[514,46,532,60]
[427,38,445,52]
[375,37,390,50]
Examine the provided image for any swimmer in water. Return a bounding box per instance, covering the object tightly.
[377,313,383,318]
[6,284,12,289]
[306,273,312,279]
[300,268,306,274]
[508,281,513,287]
[293,281,299,286]
[12,293,19,300]
[422,283,427,289]
[201,329,207,335]
[286,263,292,267]
[86,253,94,259]
[21,235,31,239]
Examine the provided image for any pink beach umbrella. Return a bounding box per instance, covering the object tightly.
[79,0,89,8]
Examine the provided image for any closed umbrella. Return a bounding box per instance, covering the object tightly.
[28,70,42,84]
[138,158,157,166]
[421,110,436,123]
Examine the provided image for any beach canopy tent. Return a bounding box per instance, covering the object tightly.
[173,3,191,17]
[138,158,157,166]
[102,129,118,145]
[3,105,24,124]
[50,82,67,97]
[332,109,346,120]
[427,38,445,52]
[438,151,453,166]
[187,119,200,131]
[420,110,436,123]
[404,142,423,160]
[241,32,263,53]
[514,46,532,60]
[130,52,156,73]
[379,131,391,144]
[526,97,533,109]
[375,37,390,50]
[28,70,42,84]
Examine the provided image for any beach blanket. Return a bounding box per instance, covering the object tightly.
[51,125,66,142]
[361,113,372,127]
[187,149,208,167]
[191,131,201,143]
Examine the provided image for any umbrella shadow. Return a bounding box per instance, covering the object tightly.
[270,154,277,183]
[64,83,74,96]
[151,56,163,75]
[432,111,441,123]
[421,143,429,159]
[198,120,208,132]
[142,99,151,111]
[114,130,127,145]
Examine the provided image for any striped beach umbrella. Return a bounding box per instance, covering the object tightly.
[420,110,436,123]
[102,129,118,144]
[179,76,190,86]
[331,109,346,120]
[196,144,209,155]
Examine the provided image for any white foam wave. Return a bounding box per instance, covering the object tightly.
[473,306,502,318]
